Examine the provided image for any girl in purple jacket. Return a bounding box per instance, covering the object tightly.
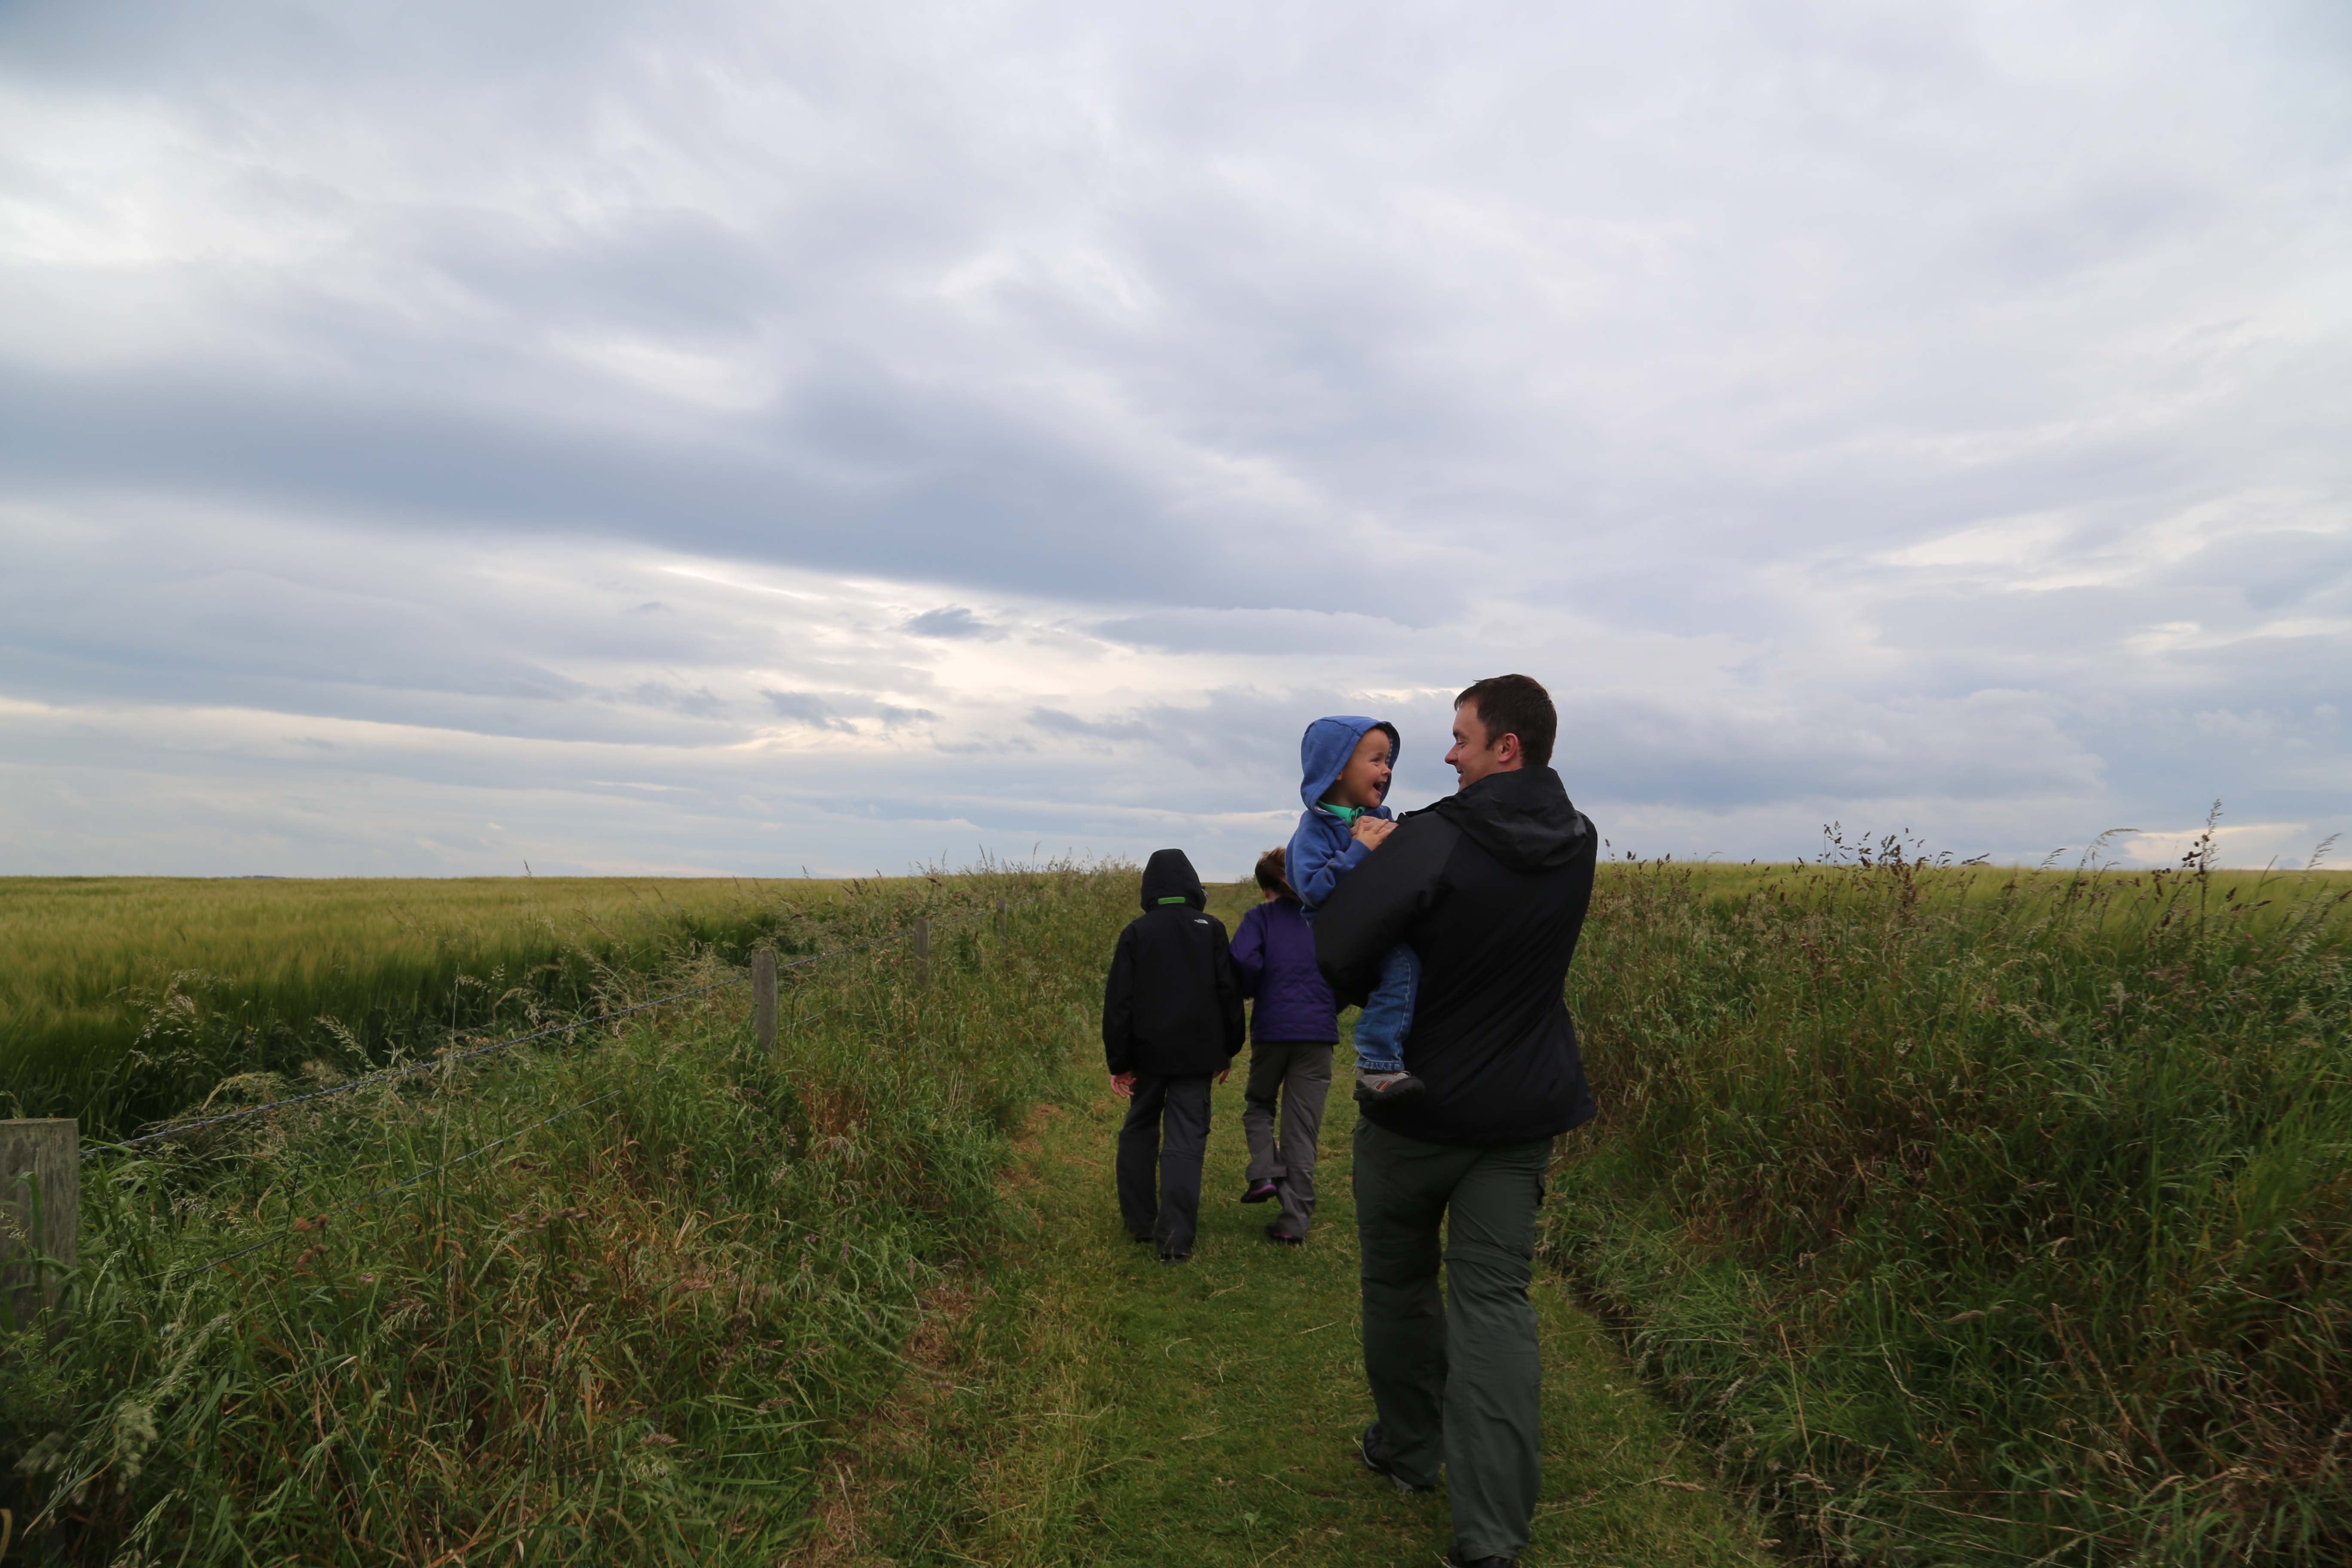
[1230,847,1342,1244]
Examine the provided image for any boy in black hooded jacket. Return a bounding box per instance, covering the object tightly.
[1102,848,1247,1262]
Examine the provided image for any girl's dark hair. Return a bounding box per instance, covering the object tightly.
[1455,673,1557,767]
[1254,847,1298,901]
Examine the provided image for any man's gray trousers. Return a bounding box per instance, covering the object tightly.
[1242,1041,1332,1239]
[1354,1118,1552,1564]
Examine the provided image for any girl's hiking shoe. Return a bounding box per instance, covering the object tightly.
[1358,1423,1435,1494]
[1240,1177,1279,1204]
[1354,1068,1427,1106]
[1263,1223,1304,1246]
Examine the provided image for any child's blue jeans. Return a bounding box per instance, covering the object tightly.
[1350,942,1420,1074]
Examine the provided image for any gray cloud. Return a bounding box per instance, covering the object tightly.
[903,607,1002,640]
[1027,708,1155,744]
[761,691,854,732]
[763,688,937,734]
[1,0,2347,873]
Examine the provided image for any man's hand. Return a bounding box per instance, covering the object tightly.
[1216,1067,1231,1085]
[1109,1072,1137,1097]
[1353,815,1397,848]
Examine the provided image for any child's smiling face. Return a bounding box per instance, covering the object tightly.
[1326,729,1393,810]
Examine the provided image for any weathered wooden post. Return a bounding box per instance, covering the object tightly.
[0,1120,77,1333]
[996,897,1009,941]
[913,919,931,989]
[752,950,778,1060]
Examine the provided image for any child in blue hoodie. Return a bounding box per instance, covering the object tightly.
[1286,716,1427,1107]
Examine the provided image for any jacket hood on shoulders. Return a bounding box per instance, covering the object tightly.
[1298,716,1400,813]
[1424,766,1589,871]
[1139,848,1207,910]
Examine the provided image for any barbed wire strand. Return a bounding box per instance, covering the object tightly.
[89,896,1038,1160]
[170,1088,626,1282]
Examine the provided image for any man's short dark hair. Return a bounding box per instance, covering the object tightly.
[1455,674,1556,767]
[1254,846,1298,901]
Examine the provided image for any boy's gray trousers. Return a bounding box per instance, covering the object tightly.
[1353,1118,1553,1565]
[1241,1042,1333,1239]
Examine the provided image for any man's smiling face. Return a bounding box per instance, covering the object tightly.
[1446,700,1521,788]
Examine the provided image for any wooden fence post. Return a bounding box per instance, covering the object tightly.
[996,898,1008,941]
[0,1119,77,1333]
[913,919,931,989]
[752,950,778,1060]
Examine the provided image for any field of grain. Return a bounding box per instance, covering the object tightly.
[0,874,898,1139]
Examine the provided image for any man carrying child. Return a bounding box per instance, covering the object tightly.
[1315,674,1599,1568]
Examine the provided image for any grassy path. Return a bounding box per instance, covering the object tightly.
[819,937,1779,1565]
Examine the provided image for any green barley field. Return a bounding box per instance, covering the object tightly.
[0,873,899,1141]
[0,843,2346,1564]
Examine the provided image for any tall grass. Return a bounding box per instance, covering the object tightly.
[1547,830,2352,1565]
[0,864,1132,1565]
[0,875,879,1140]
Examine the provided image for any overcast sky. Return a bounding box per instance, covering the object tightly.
[3,0,2346,879]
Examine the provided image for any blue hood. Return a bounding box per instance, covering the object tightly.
[1298,716,1400,812]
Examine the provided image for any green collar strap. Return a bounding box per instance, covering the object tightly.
[1320,802,1366,825]
[1155,896,1192,905]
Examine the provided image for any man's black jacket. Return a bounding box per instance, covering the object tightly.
[1102,848,1247,1078]
[1315,766,1598,1146]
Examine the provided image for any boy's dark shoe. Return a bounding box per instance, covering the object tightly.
[1263,1223,1304,1246]
[1353,1069,1428,1107]
[1158,1251,1190,1265]
[1240,1177,1279,1204]
[1446,1553,1515,1568]
[1129,1232,1155,1244]
[1358,1422,1434,1493]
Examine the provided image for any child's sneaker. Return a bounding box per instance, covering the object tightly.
[1239,1177,1279,1204]
[1354,1068,1427,1106]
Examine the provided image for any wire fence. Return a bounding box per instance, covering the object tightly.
[123,894,1044,1279]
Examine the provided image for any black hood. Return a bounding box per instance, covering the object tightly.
[1139,848,1208,910]
[1424,766,1589,871]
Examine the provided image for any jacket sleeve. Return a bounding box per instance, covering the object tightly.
[1289,830,1370,910]
[1212,922,1247,1057]
[1314,816,1454,1007]
[1230,906,1267,997]
[1102,925,1137,1075]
